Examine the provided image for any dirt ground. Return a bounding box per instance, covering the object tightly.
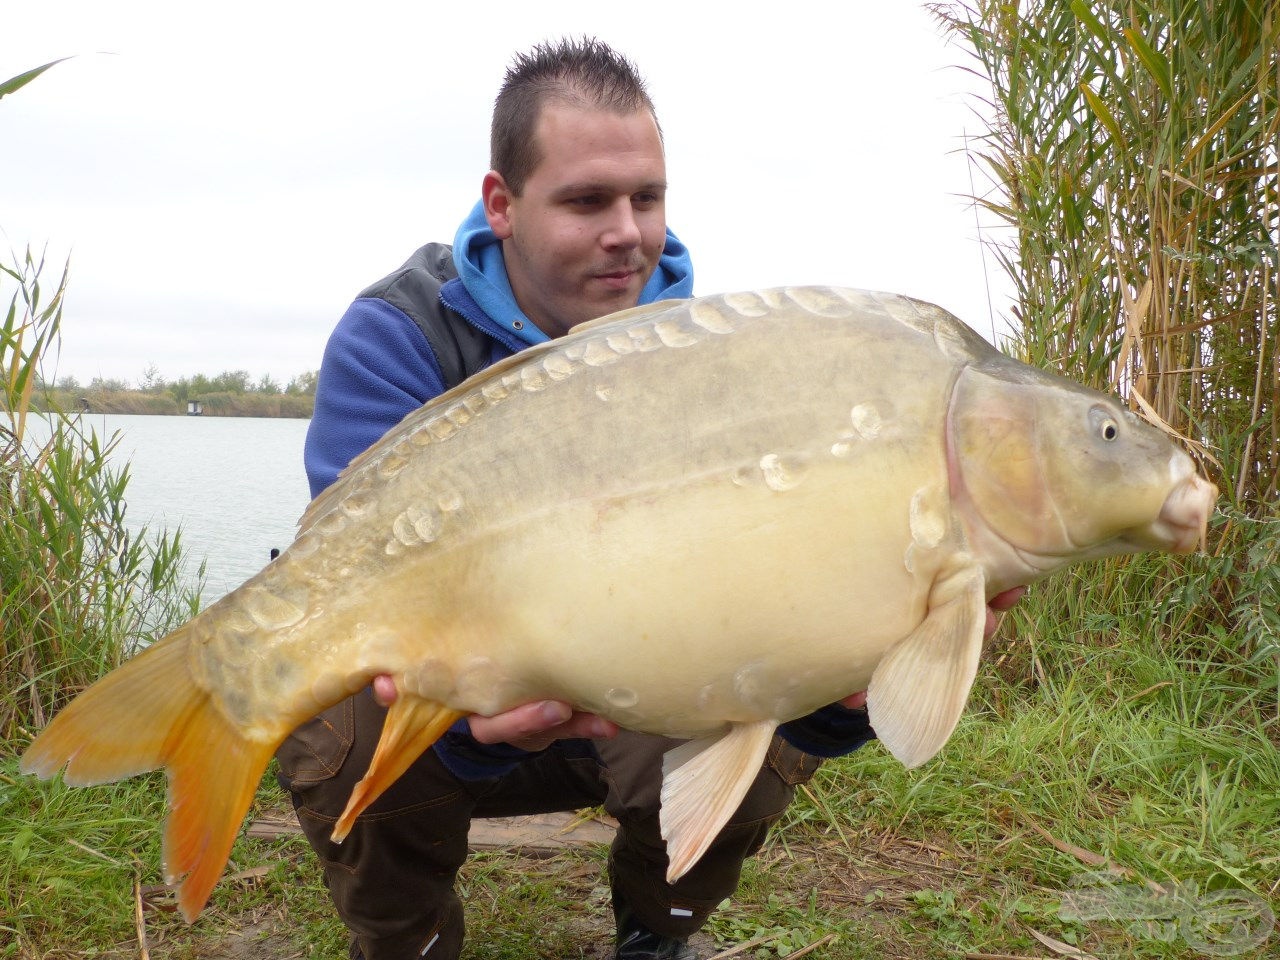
[102,811,972,960]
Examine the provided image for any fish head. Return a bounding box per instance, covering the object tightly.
[947,363,1217,586]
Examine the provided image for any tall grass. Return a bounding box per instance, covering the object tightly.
[0,249,199,744]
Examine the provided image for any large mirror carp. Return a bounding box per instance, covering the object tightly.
[22,286,1217,920]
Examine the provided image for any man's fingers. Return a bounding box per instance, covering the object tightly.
[990,585,1027,611]
[839,691,868,710]
[469,701,618,750]
[984,585,1028,639]
[372,674,398,707]
[370,682,617,750]
[469,701,570,744]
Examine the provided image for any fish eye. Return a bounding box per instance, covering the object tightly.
[1089,405,1120,442]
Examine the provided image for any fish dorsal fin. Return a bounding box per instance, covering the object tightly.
[660,718,778,882]
[866,562,986,769]
[567,297,687,335]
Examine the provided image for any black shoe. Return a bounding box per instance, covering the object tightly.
[615,925,698,960]
[613,893,698,960]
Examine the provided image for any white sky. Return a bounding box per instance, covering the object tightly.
[2,1,1014,389]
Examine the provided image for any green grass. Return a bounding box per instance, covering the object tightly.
[0,754,345,959]
[2,251,200,746]
[767,573,1280,959]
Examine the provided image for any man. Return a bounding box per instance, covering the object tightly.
[279,37,1021,960]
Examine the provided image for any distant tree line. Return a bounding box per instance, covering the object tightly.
[34,367,319,418]
[45,367,318,399]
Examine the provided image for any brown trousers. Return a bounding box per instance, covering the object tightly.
[276,688,821,960]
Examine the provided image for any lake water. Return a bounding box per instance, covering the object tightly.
[78,414,313,606]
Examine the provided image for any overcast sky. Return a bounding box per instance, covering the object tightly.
[3,1,1014,390]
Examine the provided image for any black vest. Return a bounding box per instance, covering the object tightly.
[357,242,493,390]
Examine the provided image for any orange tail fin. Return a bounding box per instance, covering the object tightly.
[19,625,276,922]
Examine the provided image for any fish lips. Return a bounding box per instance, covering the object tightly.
[1135,473,1218,554]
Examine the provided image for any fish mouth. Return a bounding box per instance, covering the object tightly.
[1130,473,1218,554]
[991,471,1218,578]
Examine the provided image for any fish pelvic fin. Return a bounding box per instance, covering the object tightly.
[659,718,778,884]
[18,623,277,922]
[331,693,466,843]
[866,562,986,769]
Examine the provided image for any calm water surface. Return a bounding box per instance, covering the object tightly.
[84,414,313,606]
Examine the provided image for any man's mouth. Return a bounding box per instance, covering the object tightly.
[595,270,635,287]
[593,265,642,290]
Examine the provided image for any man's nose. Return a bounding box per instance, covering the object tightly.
[601,199,642,248]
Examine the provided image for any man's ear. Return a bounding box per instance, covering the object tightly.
[482,171,515,240]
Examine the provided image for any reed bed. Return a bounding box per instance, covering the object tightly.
[0,250,198,742]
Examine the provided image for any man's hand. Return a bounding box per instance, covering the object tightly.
[836,585,1026,711]
[371,676,618,752]
[468,701,618,752]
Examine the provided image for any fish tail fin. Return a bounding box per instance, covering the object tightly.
[331,693,466,842]
[19,624,277,922]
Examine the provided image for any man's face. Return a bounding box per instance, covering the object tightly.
[483,102,668,339]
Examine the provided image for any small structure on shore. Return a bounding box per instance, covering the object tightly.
[187,400,204,416]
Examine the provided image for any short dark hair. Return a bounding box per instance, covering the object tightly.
[490,37,660,195]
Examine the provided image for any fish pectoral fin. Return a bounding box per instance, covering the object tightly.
[866,563,986,769]
[659,718,779,883]
[332,693,466,843]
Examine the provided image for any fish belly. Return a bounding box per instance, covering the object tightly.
[413,455,951,737]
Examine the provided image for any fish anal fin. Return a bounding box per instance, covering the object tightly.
[19,624,277,923]
[660,719,778,884]
[332,693,466,842]
[866,563,986,769]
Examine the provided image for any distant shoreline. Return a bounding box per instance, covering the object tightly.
[34,389,314,419]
